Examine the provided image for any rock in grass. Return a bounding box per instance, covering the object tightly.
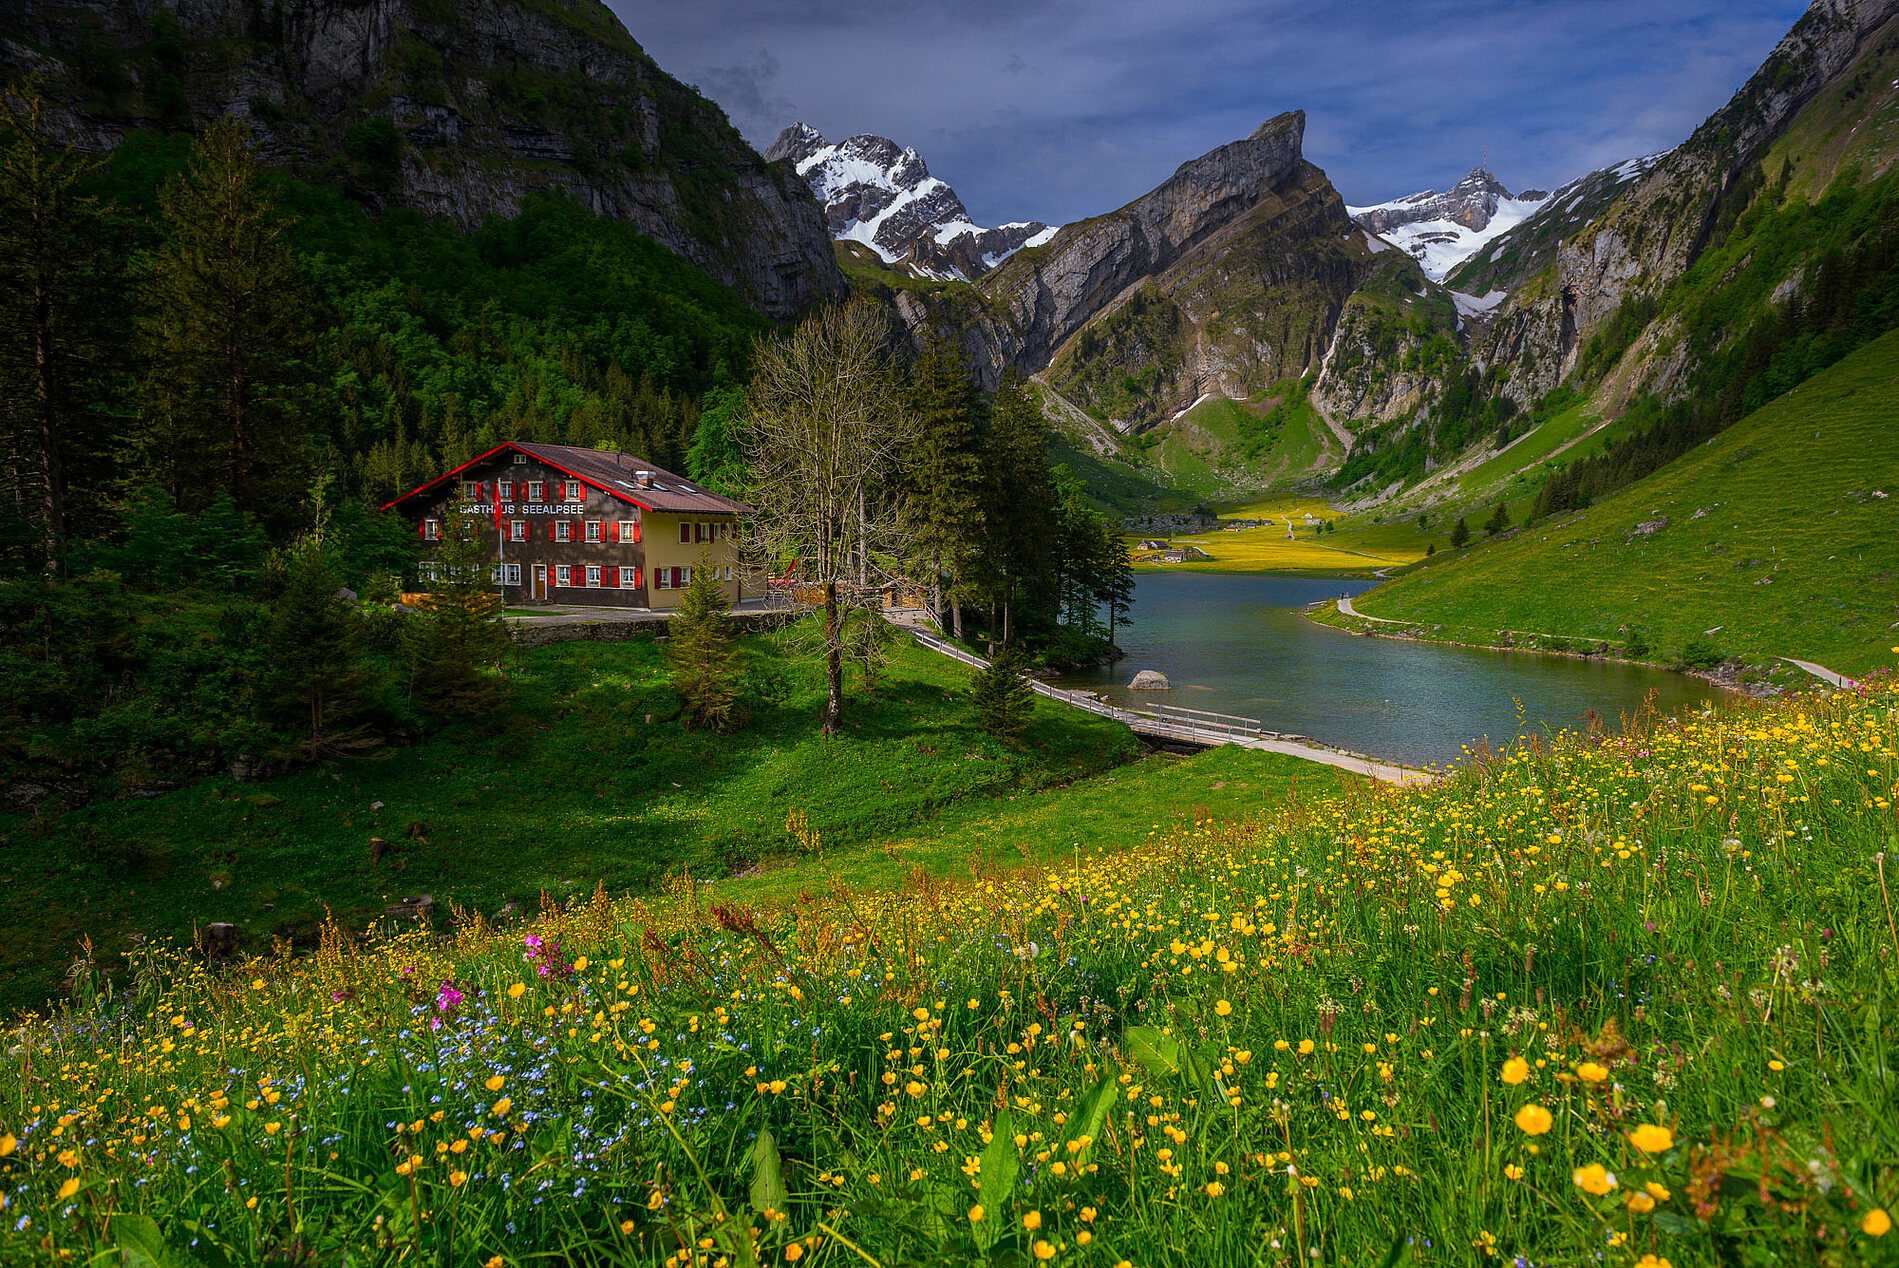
[1127,670,1172,690]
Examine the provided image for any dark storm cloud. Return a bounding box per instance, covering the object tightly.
[613,0,1811,225]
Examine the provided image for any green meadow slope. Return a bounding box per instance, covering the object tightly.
[1355,330,1899,676]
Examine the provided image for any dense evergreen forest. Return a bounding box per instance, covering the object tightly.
[0,98,1130,807]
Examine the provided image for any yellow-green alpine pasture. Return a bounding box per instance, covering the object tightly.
[5,664,1899,1266]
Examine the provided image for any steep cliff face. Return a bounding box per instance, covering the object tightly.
[0,0,843,319]
[896,111,1370,430]
[1483,0,1899,395]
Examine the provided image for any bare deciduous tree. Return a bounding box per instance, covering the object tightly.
[741,296,916,734]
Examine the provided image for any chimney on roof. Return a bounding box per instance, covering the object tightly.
[635,470,654,488]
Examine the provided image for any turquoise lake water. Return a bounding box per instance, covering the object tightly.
[1050,572,1721,769]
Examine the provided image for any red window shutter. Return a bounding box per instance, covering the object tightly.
[416,520,425,539]
[633,567,642,589]
[679,523,690,544]
[609,521,619,543]
[633,522,642,544]
[548,522,556,540]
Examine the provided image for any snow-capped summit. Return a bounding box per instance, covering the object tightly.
[765,123,1055,281]
[1348,167,1550,282]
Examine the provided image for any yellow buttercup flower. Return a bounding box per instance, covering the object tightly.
[1514,1104,1553,1135]
[1627,1123,1674,1153]
[485,1075,506,1092]
[1573,1163,1617,1195]
[1214,999,1232,1016]
[1576,1061,1609,1084]
[1022,1210,1042,1231]
[1864,1208,1893,1236]
[57,1177,81,1200]
[1500,1057,1528,1085]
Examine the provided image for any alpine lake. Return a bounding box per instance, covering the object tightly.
[1051,571,1723,770]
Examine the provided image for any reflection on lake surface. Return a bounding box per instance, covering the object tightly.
[1050,572,1722,769]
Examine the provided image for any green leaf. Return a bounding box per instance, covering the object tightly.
[110,1215,206,1268]
[1123,1026,1182,1080]
[974,1105,1019,1252]
[1057,1073,1119,1168]
[112,1216,171,1268]
[749,1126,788,1216]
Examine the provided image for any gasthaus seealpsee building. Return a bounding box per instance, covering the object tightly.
[383,441,751,608]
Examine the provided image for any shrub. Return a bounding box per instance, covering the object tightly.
[1678,635,1725,671]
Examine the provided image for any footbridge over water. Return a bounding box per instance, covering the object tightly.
[888,615,1431,786]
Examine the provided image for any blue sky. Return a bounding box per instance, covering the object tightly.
[614,0,1811,225]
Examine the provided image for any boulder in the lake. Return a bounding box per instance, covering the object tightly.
[1128,670,1172,691]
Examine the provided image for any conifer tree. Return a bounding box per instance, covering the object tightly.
[1449,517,1471,549]
[140,117,311,526]
[265,537,375,758]
[668,554,739,731]
[1484,503,1512,536]
[971,644,1035,740]
[0,81,126,574]
[1098,531,1136,651]
[409,500,510,718]
[976,374,1057,652]
[904,332,985,634]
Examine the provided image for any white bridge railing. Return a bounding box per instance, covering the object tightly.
[905,627,1267,746]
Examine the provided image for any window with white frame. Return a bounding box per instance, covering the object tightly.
[555,565,573,587]
[497,480,514,499]
[563,480,583,501]
[527,480,545,502]
[512,452,528,464]
[554,521,573,542]
[462,480,482,500]
[423,520,441,540]
[619,520,639,543]
[585,565,602,588]
[417,561,438,581]
[585,520,602,543]
[619,567,640,589]
[508,520,527,542]
[503,563,521,585]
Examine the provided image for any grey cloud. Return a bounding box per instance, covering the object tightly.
[616,0,1811,225]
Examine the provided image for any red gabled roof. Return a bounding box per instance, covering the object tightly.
[382,442,753,516]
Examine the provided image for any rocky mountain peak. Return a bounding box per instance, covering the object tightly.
[1348,165,1550,281]
[766,123,1052,281]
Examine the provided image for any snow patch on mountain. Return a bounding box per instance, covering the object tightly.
[765,123,1052,281]
[1349,167,1550,281]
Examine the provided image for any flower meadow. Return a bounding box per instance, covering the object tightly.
[5,672,1899,1267]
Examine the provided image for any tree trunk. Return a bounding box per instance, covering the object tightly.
[951,597,963,641]
[32,275,66,575]
[1002,585,1014,649]
[823,579,843,735]
[986,603,995,658]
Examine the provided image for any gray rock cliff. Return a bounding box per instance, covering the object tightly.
[0,0,844,319]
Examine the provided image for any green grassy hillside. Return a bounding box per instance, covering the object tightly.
[1354,329,1899,676]
[0,634,1147,1012]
